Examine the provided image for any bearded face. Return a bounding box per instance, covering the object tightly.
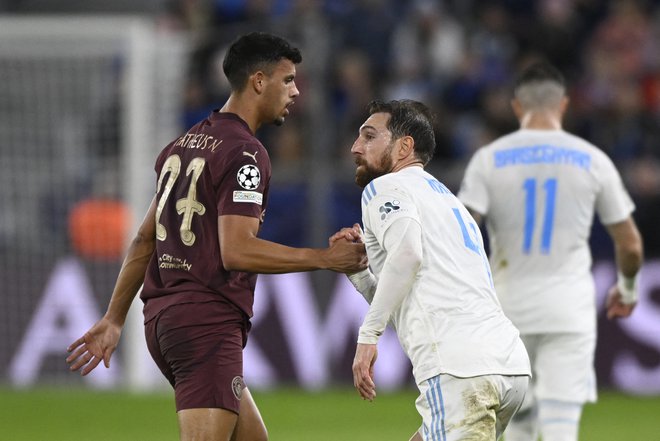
[354,142,394,188]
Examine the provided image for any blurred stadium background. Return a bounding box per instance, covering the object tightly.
[1,0,659,438]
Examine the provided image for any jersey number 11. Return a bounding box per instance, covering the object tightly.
[523,178,557,255]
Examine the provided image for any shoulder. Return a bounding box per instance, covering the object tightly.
[360,173,407,206]
[560,131,615,169]
[370,171,412,194]
[466,132,521,164]
[487,130,526,150]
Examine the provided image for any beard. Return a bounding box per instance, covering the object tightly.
[354,147,394,188]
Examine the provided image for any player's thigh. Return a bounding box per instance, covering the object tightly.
[231,388,268,441]
[155,301,248,413]
[144,313,176,387]
[534,332,596,403]
[493,375,529,437]
[178,407,238,441]
[415,374,500,441]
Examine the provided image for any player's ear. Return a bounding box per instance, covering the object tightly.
[559,96,569,117]
[398,135,415,160]
[251,71,265,94]
[511,98,524,122]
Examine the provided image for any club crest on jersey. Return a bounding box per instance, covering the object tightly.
[379,200,400,220]
[231,376,245,400]
[237,164,261,190]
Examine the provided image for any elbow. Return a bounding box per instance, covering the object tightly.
[131,229,156,254]
[222,253,242,272]
[221,246,249,272]
[407,246,423,273]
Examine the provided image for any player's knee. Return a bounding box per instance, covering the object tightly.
[251,424,268,441]
[233,425,267,441]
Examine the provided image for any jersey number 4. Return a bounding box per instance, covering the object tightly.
[523,178,557,254]
[155,154,207,246]
[452,208,493,286]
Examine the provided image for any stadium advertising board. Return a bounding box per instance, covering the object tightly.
[4,258,660,393]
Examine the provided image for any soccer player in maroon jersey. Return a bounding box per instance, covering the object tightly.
[66,32,367,441]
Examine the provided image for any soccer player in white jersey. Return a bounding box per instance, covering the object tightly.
[458,62,644,441]
[331,99,531,441]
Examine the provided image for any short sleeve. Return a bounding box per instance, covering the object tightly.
[458,147,491,216]
[595,154,635,225]
[361,179,420,246]
[217,143,271,219]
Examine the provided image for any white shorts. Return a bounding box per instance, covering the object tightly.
[415,374,529,441]
[521,332,597,405]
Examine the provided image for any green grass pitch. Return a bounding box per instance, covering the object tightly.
[1,387,659,440]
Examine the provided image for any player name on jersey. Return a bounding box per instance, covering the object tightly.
[173,132,223,151]
[494,145,591,170]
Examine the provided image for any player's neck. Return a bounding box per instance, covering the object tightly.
[519,111,562,130]
[220,95,261,134]
[391,158,424,174]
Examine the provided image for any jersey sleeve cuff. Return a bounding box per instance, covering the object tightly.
[357,327,381,345]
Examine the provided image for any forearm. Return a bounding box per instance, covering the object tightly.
[220,214,365,274]
[606,218,643,277]
[614,241,643,278]
[223,236,330,273]
[606,217,644,304]
[348,269,378,304]
[105,232,155,326]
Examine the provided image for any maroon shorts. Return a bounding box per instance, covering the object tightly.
[144,300,248,414]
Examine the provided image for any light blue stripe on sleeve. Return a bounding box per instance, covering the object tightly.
[362,181,378,206]
[361,191,369,206]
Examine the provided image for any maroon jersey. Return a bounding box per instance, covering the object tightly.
[141,111,271,322]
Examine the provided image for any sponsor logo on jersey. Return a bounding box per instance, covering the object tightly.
[233,190,263,205]
[157,253,192,271]
[379,200,400,220]
[231,376,245,400]
[242,150,259,163]
[237,164,261,190]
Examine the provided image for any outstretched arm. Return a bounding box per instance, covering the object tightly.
[604,216,644,319]
[219,215,368,274]
[66,196,158,375]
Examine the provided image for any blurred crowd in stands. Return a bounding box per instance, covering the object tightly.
[157,0,660,255]
[3,0,658,255]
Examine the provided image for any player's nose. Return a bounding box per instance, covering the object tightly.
[350,138,362,154]
[290,82,300,98]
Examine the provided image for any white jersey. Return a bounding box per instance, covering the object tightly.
[361,166,530,383]
[458,129,634,334]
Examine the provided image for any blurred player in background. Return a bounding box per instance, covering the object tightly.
[332,99,531,441]
[458,62,644,441]
[66,32,367,441]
